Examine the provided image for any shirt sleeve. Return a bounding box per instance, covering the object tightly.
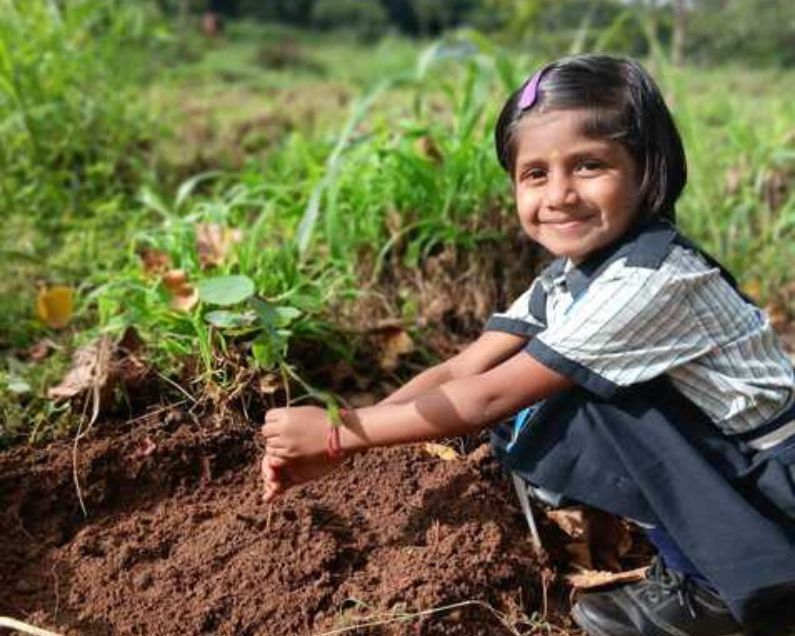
[484,278,546,338]
[525,260,713,398]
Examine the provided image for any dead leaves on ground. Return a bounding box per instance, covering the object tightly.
[162,269,199,312]
[47,329,151,418]
[547,507,633,572]
[377,326,414,371]
[137,222,242,313]
[36,285,74,329]
[48,335,114,402]
[541,505,646,591]
[566,566,648,590]
[424,442,461,461]
[196,222,242,269]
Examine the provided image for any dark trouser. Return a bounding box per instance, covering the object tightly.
[491,377,795,635]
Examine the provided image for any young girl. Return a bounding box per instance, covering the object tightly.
[260,54,795,636]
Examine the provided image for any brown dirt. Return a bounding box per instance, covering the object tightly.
[0,411,580,636]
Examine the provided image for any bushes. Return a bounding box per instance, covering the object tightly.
[311,0,389,41]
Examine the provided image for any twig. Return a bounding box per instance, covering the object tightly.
[124,400,189,427]
[71,336,112,518]
[72,389,92,518]
[153,370,197,404]
[312,599,522,636]
[51,564,61,618]
[0,617,63,636]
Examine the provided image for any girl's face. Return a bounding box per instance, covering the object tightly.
[512,109,642,263]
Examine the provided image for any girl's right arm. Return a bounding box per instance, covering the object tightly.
[378,331,529,406]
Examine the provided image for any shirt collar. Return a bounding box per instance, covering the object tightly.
[540,219,668,298]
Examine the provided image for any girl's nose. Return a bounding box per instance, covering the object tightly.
[545,173,578,208]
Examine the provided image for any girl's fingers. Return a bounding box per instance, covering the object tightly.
[264,445,291,458]
[260,423,281,438]
[263,481,283,503]
[266,455,287,467]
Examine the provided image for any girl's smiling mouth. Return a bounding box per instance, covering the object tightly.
[543,216,594,228]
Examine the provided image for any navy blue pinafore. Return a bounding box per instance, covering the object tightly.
[491,224,795,634]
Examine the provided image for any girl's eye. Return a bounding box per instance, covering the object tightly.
[522,168,546,182]
[577,159,605,173]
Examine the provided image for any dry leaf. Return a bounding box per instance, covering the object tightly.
[566,566,648,590]
[48,336,113,400]
[138,248,171,276]
[589,511,633,571]
[424,443,460,461]
[196,223,242,269]
[378,327,413,371]
[547,507,633,573]
[414,135,443,164]
[563,541,594,571]
[162,269,199,312]
[27,338,56,362]
[36,285,74,329]
[547,508,588,539]
[765,302,789,331]
[258,373,282,395]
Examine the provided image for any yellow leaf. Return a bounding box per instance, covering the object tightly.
[424,443,460,461]
[36,285,74,329]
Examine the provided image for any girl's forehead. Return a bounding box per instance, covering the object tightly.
[514,109,616,155]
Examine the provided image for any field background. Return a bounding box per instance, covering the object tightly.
[1,0,793,444]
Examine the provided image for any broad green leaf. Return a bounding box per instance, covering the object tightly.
[204,310,255,329]
[198,275,255,306]
[274,306,302,324]
[6,375,31,395]
[250,298,302,329]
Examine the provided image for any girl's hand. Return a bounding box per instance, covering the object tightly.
[260,452,342,502]
[260,405,330,460]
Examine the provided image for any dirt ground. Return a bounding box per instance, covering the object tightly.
[0,409,581,636]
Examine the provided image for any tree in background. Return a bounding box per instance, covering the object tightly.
[311,0,389,41]
[157,0,795,67]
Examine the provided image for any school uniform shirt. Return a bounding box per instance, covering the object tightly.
[485,223,795,443]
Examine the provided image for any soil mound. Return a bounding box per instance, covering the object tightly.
[0,412,576,635]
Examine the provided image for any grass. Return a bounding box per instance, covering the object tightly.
[1,7,793,445]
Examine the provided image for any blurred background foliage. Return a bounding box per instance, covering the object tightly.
[158,0,795,66]
[1,0,793,444]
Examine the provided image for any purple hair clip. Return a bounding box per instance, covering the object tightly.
[517,68,546,111]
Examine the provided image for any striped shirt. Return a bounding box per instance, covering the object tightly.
[486,232,795,439]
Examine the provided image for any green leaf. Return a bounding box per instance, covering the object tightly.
[198,275,255,306]
[274,306,302,324]
[251,333,288,370]
[204,310,255,329]
[6,375,31,395]
[250,298,302,330]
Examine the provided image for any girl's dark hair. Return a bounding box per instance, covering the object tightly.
[494,54,686,222]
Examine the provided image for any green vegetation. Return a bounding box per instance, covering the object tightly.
[1,2,793,446]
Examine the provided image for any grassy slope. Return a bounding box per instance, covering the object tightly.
[1,18,794,443]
